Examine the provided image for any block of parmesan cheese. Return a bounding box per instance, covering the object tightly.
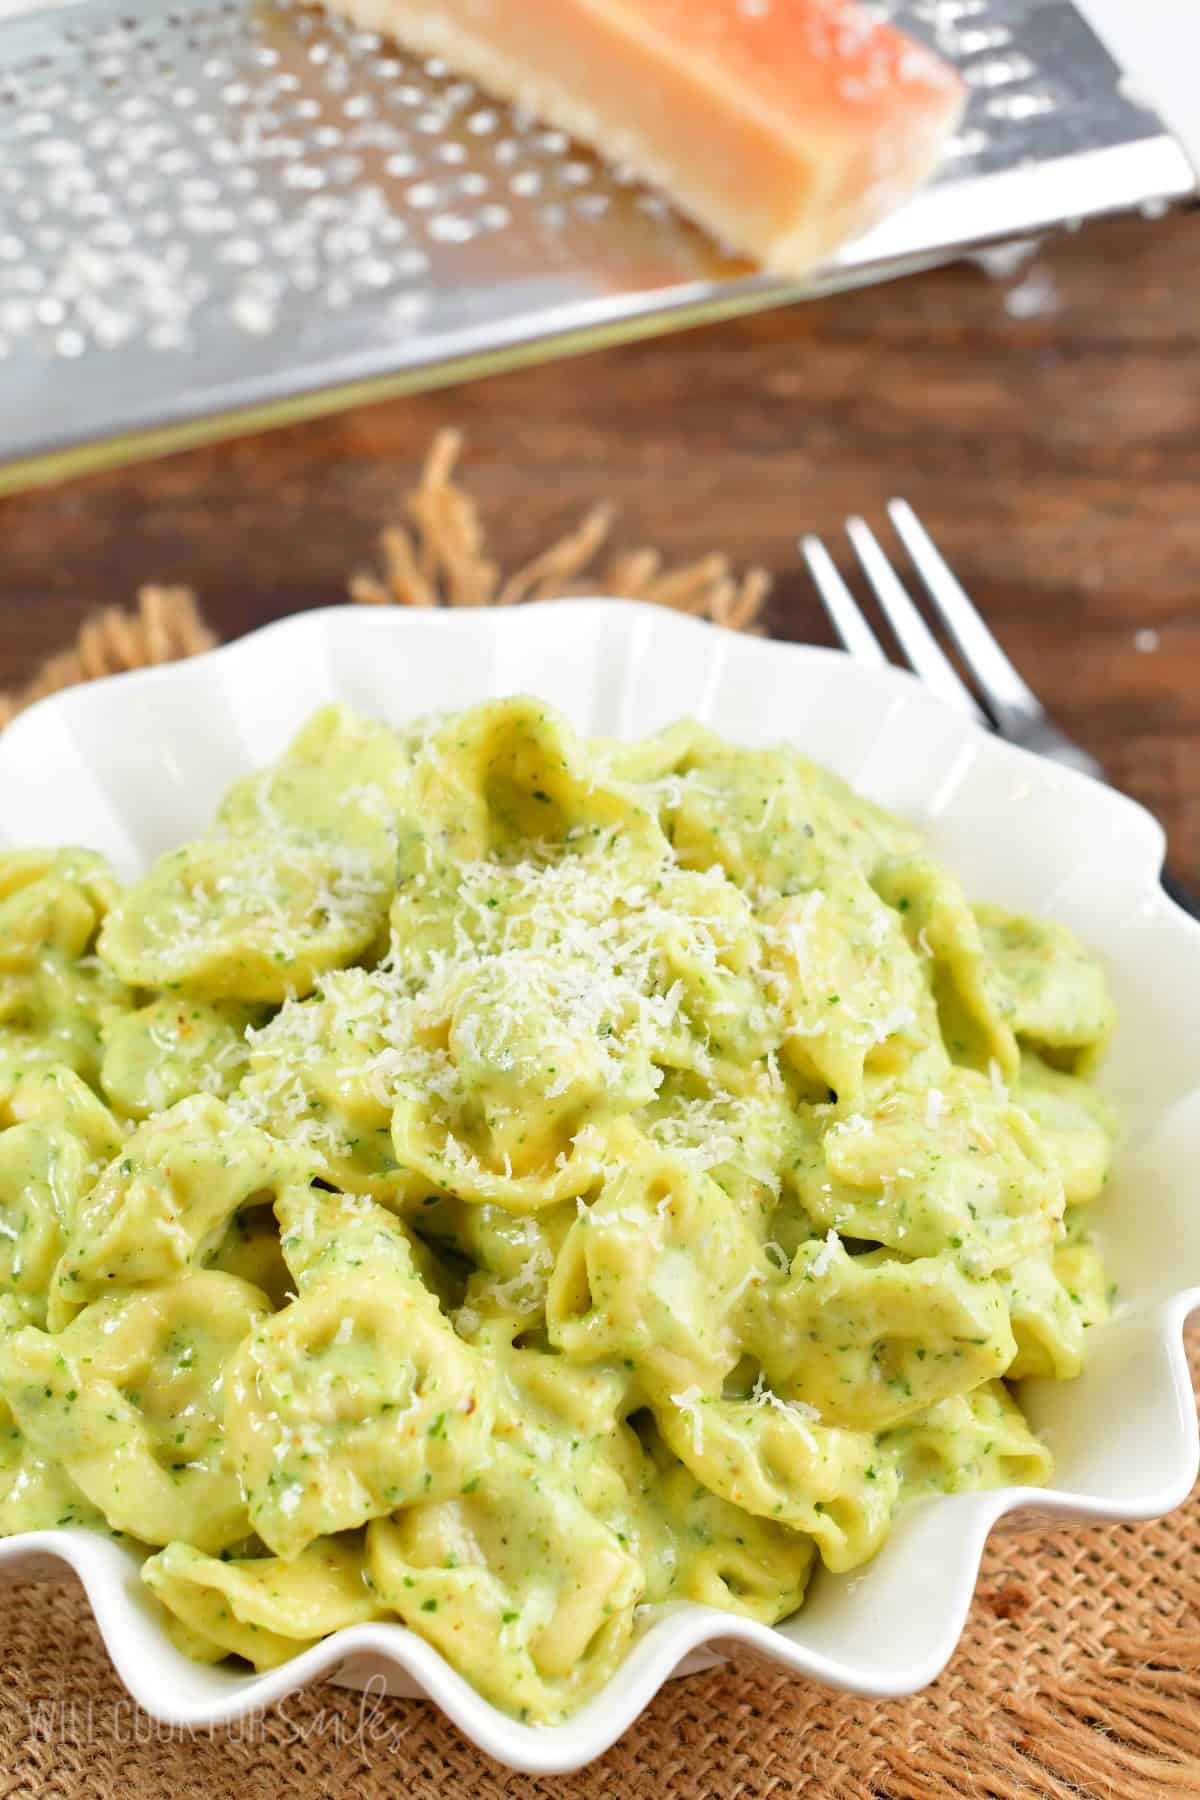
[324,0,966,276]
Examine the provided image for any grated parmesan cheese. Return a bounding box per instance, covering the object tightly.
[670,1385,706,1457]
[808,1228,840,1280]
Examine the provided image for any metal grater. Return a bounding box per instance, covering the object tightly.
[0,0,1193,494]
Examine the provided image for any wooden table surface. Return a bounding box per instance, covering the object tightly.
[2,207,1197,881]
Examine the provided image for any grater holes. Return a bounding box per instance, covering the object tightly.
[404,180,442,210]
[962,52,1036,89]
[986,91,1060,122]
[911,0,989,19]
[0,0,1153,364]
[427,214,477,244]
[941,24,1012,54]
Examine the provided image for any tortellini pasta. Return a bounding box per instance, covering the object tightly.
[0,1065,123,1325]
[788,1067,1065,1273]
[367,1442,645,1719]
[750,1238,1017,1429]
[100,997,260,1120]
[224,1191,493,1558]
[49,1095,308,1325]
[99,708,405,1003]
[0,1272,267,1549]
[0,850,131,1086]
[0,700,1119,1725]
[142,1536,383,1670]
[879,1381,1052,1494]
[653,1387,896,1573]
[547,1148,764,1392]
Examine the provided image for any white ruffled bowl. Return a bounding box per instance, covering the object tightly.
[0,601,1197,1775]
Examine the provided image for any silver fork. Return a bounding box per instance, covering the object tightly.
[801,501,1199,919]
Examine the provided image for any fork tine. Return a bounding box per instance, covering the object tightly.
[845,517,987,722]
[887,500,1042,727]
[799,535,889,667]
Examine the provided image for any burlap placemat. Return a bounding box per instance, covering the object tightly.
[1,438,1197,1799]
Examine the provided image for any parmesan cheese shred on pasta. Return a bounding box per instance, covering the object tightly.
[0,698,1117,1724]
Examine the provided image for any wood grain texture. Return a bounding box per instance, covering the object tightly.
[1,208,1197,880]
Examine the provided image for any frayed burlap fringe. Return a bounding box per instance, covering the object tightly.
[0,586,216,729]
[348,428,770,625]
[0,431,770,728]
[0,436,1195,1797]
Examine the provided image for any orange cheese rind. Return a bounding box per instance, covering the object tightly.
[325,0,966,275]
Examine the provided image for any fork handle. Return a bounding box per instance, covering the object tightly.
[1162,865,1200,921]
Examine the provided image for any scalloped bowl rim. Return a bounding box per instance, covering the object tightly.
[0,599,1194,1776]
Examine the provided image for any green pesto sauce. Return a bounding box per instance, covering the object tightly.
[0,701,1116,1723]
